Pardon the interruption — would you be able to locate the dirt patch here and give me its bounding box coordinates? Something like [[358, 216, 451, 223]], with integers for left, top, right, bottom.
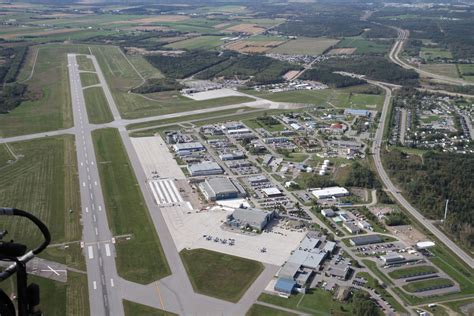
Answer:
[[224, 23, 265, 35], [283, 70, 300, 81], [386, 224, 426, 245], [214, 22, 231, 29], [0, 28, 81, 39], [225, 40, 284, 53], [327, 48, 357, 55]]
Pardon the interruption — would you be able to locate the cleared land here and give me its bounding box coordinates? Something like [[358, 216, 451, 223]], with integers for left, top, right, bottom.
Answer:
[[224, 23, 265, 35], [180, 248, 264, 302], [0, 44, 89, 137], [327, 48, 357, 55], [403, 278, 454, 293], [420, 47, 452, 60], [83, 87, 114, 124], [227, 40, 284, 53], [336, 37, 391, 55], [271, 37, 339, 55], [420, 64, 460, 78], [123, 300, 176, 316], [90, 45, 252, 118], [246, 304, 296, 316], [165, 36, 224, 50], [80, 72, 99, 87], [92, 128, 170, 284]]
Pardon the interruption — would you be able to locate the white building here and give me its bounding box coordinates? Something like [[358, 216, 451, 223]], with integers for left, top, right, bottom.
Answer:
[[312, 187, 349, 199]]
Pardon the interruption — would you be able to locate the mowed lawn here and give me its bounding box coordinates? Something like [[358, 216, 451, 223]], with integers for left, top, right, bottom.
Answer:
[[0, 44, 89, 137], [83, 87, 114, 124], [92, 128, 170, 283], [388, 266, 438, 279], [89, 45, 253, 119], [402, 278, 454, 293], [271, 37, 339, 55], [80, 72, 99, 87], [76, 54, 96, 72], [123, 300, 177, 316], [180, 248, 264, 302], [127, 54, 164, 80], [165, 35, 224, 50], [420, 64, 460, 78], [246, 304, 297, 316]]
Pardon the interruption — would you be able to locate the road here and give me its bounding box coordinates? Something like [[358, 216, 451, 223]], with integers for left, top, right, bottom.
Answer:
[[369, 80, 474, 269], [67, 54, 123, 316], [388, 27, 474, 86]]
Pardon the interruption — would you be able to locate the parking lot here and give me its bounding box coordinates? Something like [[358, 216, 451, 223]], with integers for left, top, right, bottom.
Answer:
[[159, 204, 306, 265]]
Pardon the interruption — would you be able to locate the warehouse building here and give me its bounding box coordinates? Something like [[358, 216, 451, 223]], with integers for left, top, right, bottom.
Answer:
[[226, 207, 276, 231], [173, 142, 205, 154], [312, 187, 349, 199], [343, 221, 360, 234], [199, 177, 246, 201], [344, 109, 371, 117], [248, 175, 269, 185], [321, 209, 336, 217], [187, 162, 223, 176], [381, 253, 405, 265], [350, 235, 383, 246], [262, 187, 283, 197]]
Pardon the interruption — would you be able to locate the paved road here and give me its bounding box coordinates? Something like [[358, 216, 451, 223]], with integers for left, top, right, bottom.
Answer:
[[369, 80, 474, 269], [388, 27, 474, 86], [67, 54, 124, 316]]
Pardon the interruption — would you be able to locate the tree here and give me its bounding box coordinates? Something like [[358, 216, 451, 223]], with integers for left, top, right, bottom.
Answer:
[[352, 291, 379, 316]]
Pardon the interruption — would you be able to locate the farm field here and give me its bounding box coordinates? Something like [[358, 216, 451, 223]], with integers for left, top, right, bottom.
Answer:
[[90, 45, 253, 118], [457, 64, 474, 82], [270, 37, 339, 55], [244, 88, 384, 110], [336, 37, 391, 55], [224, 23, 265, 35], [92, 128, 170, 284], [83, 87, 114, 124], [80, 72, 100, 87], [165, 35, 224, 50], [180, 248, 264, 303], [226, 39, 284, 53], [0, 44, 89, 137], [420, 64, 460, 78]]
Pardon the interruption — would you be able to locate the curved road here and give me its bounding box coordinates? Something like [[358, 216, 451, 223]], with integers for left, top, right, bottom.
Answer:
[[369, 80, 474, 269], [388, 27, 474, 86]]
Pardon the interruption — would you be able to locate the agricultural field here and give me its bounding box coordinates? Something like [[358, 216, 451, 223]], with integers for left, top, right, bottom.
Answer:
[[80, 72, 100, 87], [165, 36, 224, 50], [420, 64, 460, 78], [226, 40, 285, 54], [180, 248, 264, 302], [0, 44, 89, 137], [92, 128, 170, 284], [83, 87, 114, 124], [224, 23, 265, 35], [270, 37, 339, 55], [457, 63, 474, 82], [336, 37, 391, 55]]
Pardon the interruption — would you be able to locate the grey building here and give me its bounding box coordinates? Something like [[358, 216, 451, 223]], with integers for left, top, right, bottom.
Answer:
[[187, 162, 223, 176], [199, 177, 246, 201], [226, 207, 276, 231], [349, 235, 383, 246]]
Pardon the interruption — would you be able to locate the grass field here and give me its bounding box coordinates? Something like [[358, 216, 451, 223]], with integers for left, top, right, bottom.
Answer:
[[336, 37, 391, 55], [444, 298, 474, 314], [0, 143, 14, 167], [244, 88, 384, 110], [246, 304, 297, 316], [243, 118, 285, 132], [80, 72, 99, 87], [388, 266, 438, 279], [420, 64, 460, 78], [83, 87, 114, 124], [258, 289, 375, 315], [362, 260, 394, 286], [457, 63, 474, 82], [77, 55, 95, 72], [165, 35, 224, 50], [180, 248, 264, 302], [0, 44, 89, 137], [270, 37, 339, 55], [123, 300, 176, 316], [420, 47, 453, 60], [90, 45, 253, 118], [126, 54, 164, 80], [92, 128, 170, 283], [402, 278, 454, 293]]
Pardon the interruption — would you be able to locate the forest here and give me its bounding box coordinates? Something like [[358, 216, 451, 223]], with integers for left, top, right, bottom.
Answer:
[[131, 78, 182, 94], [301, 68, 365, 88], [383, 149, 473, 250]]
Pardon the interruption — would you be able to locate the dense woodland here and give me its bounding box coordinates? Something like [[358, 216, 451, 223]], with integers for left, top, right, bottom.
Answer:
[[301, 68, 365, 88], [383, 149, 473, 250], [316, 57, 419, 85], [0, 46, 30, 113], [131, 78, 182, 94], [276, 15, 370, 37]]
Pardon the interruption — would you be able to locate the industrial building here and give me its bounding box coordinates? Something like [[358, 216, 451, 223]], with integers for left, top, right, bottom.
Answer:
[[349, 235, 383, 246], [173, 142, 205, 154], [312, 187, 349, 199], [248, 175, 269, 185], [344, 109, 371, 117], [274, 278, 296, 295], [321, 209, 336, 217], [219, 151, 245, 161], [187, 162, 223, 176], [199, 177, 246, 201], [262, 187, 283, 197], [327, 264, 351, 280], [226, 207, 276, 231], [343, 221, 360, 234]]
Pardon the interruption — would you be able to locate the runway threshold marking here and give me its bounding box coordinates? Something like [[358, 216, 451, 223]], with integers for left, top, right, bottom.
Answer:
[[87, 246, 94, 259], [105, 243, 111, 257]]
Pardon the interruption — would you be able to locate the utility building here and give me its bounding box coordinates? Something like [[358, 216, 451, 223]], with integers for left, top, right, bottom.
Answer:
[[187, 162, 223, 176]]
